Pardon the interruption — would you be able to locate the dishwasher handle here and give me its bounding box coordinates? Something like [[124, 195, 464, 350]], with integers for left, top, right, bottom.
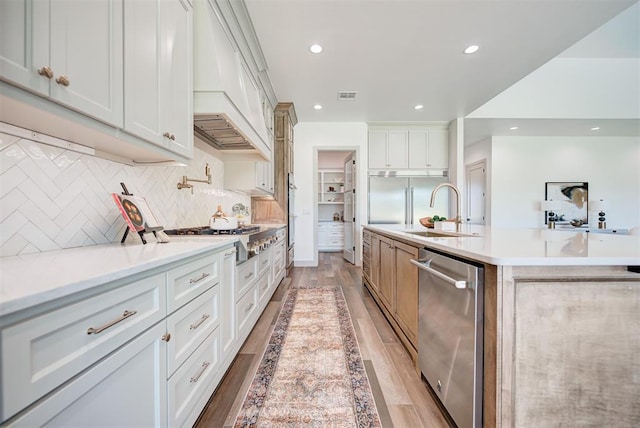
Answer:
[[410, 258, 467, 289]]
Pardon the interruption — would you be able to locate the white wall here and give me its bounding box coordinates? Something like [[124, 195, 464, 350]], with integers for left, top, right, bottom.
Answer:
[[292, 122, 368, 266], [0, 130, 250, 257], [481, 136, 640, 229]]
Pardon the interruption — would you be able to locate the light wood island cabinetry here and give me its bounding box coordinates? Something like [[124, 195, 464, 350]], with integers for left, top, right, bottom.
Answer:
[[393, 241, 419, 346], [363, 229, 420, 363]]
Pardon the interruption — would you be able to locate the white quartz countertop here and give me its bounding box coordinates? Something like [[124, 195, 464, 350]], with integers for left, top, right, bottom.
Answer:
[[0, 238, 237, 317], [364, 224, 640, 266]]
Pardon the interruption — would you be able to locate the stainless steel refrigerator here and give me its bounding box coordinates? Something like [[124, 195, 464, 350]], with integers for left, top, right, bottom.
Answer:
[[368, 172, 449, 225]]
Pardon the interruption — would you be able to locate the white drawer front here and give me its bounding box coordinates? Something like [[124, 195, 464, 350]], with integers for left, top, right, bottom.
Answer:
[[1, 274, 166, 421], [166, 285, 220, 377], [168, 328, 220, 428], [236, 259, 257, 301], [257, 271, 271, 308], [236, 285, 257, 340], [257, 247, 271, 276], [167, 253, 220, 313]]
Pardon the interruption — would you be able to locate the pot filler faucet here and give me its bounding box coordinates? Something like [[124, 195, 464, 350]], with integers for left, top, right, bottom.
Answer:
[[429, 183, 463, 232], [177, 163, 212, 194]]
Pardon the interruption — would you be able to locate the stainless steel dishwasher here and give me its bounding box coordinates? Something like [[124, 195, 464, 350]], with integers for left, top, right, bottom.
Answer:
[[410, 249, 483, 428]]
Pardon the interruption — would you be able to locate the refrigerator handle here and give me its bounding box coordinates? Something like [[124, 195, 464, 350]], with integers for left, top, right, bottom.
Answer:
[[404, 187, 410, 225], [409, 187, 414, 225]]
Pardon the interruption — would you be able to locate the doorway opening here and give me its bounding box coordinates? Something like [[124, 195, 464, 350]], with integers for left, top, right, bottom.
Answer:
[[465, 160, 487, 225], [316, 149, 357, 265]]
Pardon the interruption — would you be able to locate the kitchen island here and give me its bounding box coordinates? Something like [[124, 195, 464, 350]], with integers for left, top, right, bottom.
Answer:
[[363, 224, 640, 428]]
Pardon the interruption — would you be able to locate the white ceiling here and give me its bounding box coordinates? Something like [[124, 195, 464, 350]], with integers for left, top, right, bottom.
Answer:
[[244, 0, 639, 144]]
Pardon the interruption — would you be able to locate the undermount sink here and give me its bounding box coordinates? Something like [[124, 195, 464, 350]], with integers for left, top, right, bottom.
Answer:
[[406, 230, 478, 238]]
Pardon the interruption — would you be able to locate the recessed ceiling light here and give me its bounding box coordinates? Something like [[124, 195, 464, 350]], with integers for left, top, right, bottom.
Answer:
[[414, 105, 424, 110], [509, 126, 519, 130], [464, 45, 479, 54], [313, 104, 322, 110], [591, 126, 600, 131], [309, 44, 323, 54]]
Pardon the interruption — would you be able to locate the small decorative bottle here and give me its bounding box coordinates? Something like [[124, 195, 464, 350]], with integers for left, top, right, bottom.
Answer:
[[213, 205, 225, 218]]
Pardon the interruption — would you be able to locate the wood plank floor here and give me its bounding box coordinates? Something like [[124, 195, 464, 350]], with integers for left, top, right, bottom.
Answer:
[[195, 252, 450, 428]]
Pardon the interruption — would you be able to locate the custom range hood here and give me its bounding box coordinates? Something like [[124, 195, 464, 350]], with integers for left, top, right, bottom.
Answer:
[[193, 0, 272, 161]]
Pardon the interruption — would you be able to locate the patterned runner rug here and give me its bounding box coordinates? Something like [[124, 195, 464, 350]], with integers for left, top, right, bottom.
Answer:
[[234, 285, 382, 427]]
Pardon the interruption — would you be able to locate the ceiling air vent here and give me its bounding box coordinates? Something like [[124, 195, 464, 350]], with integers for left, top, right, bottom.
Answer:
[[337, 91, 357, 101]]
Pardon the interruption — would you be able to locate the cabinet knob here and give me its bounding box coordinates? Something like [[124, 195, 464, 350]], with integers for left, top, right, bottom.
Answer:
[[163, 132, 176, 141], [55, 75, 70, 86], [161, 333, 171, 342], [37, 66, 54, 79]]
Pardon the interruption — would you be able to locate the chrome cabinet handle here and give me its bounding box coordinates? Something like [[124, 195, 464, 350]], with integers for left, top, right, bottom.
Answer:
[[55, 75, 70, 86], [163, 132, 176, 141], [189, 272, 210, 284], [224, 249, 236, 257], [87, 310, 137, 334], [37, 66, 54, 79], [161, 333, 171, 342], [409, 259, 467, 289], [189, 314, 210, 330], [244, 272, 253, 280], [245, 302, 254, 313], [190, 361, 210, 383]]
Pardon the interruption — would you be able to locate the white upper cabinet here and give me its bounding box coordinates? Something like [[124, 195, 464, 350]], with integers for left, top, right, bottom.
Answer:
[[0, 0, 50, 95], [369, 126, 448, 170], [0, 0, 194, 163], [408, 129, 449, 169], [224, 160, 274, 196], [124, 0, 193, 158], [1, 0, 124, 127], [368, 130, 408, 169]]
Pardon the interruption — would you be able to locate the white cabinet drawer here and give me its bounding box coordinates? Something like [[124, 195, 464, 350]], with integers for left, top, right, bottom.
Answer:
[[257, 247, 271, 276], [168, 327, 220, 428], [0, 273, 166, 421], [273, 247, 285, 271], [236, 284, 258, 340], [328, 231, 344, 238], [167, 253, 220, 314], [166, 285, 220, 377], [236, 259, 257, 301], [318, 222, 343, 230], [257, 271, 271, 308]]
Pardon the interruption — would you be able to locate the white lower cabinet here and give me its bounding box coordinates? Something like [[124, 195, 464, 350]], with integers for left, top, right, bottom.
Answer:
[[0, 234, 288, 427], [236, 281, 258, 343], [318, 222, 344, 251], [0, 273, 166, 421], [219, 246, 237, 364], [6, 322, 168, 427], [167, 327, 221, 428], [272, 240, 286, 291], [166, 285, 220, 376]]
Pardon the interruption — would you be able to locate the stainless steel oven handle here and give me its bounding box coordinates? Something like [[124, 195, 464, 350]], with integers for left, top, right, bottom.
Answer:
[[410, 259, 467, 289]]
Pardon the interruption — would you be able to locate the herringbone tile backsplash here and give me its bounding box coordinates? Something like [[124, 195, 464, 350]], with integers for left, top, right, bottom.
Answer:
[[0, 131, 251, 257]]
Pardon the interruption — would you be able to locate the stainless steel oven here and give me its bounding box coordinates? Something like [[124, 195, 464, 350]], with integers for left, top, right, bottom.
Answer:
[[411, 249, 484, 428]]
